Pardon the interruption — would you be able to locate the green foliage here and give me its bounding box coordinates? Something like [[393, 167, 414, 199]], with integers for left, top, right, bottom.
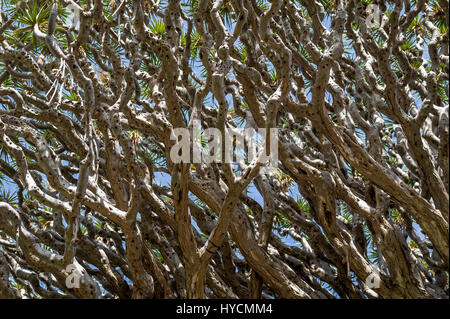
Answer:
[[149, 16, 166, 37], [274, 210, 291, 229]]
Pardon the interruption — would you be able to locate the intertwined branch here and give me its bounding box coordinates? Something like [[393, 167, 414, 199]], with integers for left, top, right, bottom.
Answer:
[[0, 0, 448, 299]]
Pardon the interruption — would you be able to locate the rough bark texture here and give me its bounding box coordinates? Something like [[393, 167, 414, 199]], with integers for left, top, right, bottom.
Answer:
[[0, 0, 448, 299]]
